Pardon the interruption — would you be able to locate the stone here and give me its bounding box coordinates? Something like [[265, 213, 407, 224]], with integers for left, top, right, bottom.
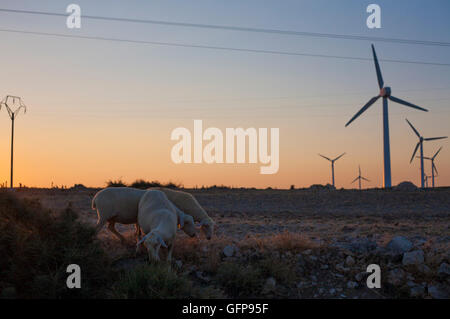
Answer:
[[175, 260, 183, 269], [263, 277, 277, 293], [386, 236, 413, 254], [355, 272, 367, 282], [345, 256, 355, 267], [428, 284, 449, 299], [387, 268, 406, 286], [336, 263, 350, 273], [402, 250, 424, 266], [320, 264, 329, 270], [223, 245, 236, 257], [438, 262, 450, 278], [329, 288, 336, 295], [347, 281, 358, 289], [407, 282, 425, 298]]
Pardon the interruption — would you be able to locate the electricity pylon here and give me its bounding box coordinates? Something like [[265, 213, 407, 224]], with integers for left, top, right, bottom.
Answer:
[[1, 96, 27, 189]]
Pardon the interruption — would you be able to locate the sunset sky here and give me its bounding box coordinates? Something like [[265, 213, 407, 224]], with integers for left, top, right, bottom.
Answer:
[[0, 0, 449, 189]]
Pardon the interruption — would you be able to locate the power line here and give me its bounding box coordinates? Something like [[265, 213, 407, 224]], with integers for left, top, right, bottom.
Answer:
[[1, 8, 450, 47], [1, 28, 450, 67]]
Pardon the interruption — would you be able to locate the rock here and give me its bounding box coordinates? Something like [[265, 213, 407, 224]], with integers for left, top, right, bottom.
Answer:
[[387, 268, 406, 286], [320, 264, 329, 270], [263, 277, 276, 293], [223, 245, 236, 257], [296, 254, 306, 267], [309, 255, 318, 261], [438, 262, 450, 278], [394, 181, 418, 192], [407, 282, 425, 298], [347, 281, 358, 289], [415, 264, 432, 276], [310, 275, 318, 282], [329, 288, 336, 295], [345, 256, 355, 267], [428, 284, 449, 299], [402, 250, 424, 266], [386, 236, 413, 254], [195, 271, 210, 282], [302, 249, 312, 255], [336, 263, 350, 273], [355, 272, 367, 282], [175, 260, 183, 269]]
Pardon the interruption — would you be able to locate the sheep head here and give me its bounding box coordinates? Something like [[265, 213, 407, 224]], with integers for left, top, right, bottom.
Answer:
[[199, 219, 215, 240], [179, 214, 196, 238]]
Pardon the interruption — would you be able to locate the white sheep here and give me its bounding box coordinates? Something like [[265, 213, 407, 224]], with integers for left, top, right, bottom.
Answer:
[[153, 187, 216, 240], [136, 190, 179, 262], [92, 187, 196, 244]]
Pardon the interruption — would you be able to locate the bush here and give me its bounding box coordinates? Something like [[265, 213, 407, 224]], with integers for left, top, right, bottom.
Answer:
[[111, 264, 222, 298], [106, 179, 127, 187], [0, 191, 113, 298], [215, 262, 263, 298]]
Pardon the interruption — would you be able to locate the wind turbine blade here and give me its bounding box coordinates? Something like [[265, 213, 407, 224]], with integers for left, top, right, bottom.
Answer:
[[410, 142, 420, 163], [418, 156, 431, 160], [389, 96, 428, 112], [334, 152, 346, 161], [351, 177, 359, 184], [362, 177, 370, 182], [318, 154, 332, 162], [345, 96, 379, 127], [371, 44, 384, 89], [405, 118, 421, 138], [433, 163, 438, 175], [359, 165, 361, 176], [424, 136, 448, 141], [432, 146, 443, 159]]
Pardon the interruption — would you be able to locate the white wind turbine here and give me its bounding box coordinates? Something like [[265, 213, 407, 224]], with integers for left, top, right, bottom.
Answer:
[[351, 165, 370, 190], [345, 44, 428, 188], [417, 146, 443, 188], [318, 153, 345, 187], [406, 119, 447, 189]]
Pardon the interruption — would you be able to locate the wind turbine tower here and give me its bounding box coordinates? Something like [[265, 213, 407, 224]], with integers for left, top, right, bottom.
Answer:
[[351, 165, 370, 190], [318, 153, 346, 187], [406, 119, 447, 189], [422, 147, 443, 188], [345, 45, 428, 188]]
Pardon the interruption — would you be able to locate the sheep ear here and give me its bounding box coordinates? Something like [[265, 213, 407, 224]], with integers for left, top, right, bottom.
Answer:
[[157, 235, 168, 248]]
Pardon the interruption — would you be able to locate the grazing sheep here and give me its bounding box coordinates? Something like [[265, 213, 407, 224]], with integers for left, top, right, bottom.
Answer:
[[153, 188, 216, 240], [136, 190, 179, 262], [92, 187, 196, 244], [92, 187, 144, 244]]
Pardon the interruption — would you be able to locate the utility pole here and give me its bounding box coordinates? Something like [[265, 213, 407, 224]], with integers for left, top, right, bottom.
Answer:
[[1, 96, 27, 189]]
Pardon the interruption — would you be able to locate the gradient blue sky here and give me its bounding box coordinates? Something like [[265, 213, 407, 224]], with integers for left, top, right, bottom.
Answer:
[[0, 0, 449, 188]]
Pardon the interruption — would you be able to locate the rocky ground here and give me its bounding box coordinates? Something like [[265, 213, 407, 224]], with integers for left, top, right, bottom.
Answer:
[[13, 185, 450, 299]]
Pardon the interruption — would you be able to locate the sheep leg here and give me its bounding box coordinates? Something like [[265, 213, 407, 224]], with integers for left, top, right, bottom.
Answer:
[[134, 223, 142, 242], [107, 221, 127, 244], [95, 214, 107, 234], [167, 242, 174, 263]]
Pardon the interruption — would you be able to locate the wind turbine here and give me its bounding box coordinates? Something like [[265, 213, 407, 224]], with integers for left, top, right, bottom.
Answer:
[[345, 44, 428, 188], [351, 165, 370, 190], [406, 119, 447, 189], [318, 153, 345, 187], [422, 147, 443, 188]]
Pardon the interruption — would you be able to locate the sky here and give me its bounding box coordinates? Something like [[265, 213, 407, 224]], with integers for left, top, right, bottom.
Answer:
[[0, 0, 449, 189]]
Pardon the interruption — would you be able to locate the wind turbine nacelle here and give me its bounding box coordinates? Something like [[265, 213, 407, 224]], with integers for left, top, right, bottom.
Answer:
[[380, 87, 391, 97]]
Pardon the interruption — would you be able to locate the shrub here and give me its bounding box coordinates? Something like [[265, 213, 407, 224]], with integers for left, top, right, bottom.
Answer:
[[0, 191, 113, 298]]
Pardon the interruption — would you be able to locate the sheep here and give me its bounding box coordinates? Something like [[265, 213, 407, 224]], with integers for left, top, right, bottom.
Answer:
[[136, 190, 179, 262], [92, 187, 196, 244], [152, 187, 216, 240]]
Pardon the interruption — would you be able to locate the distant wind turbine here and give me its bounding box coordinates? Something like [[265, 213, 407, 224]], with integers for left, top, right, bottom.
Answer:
[[318, 153, 345, 187], [345, 44, 428, 188], [351, 165, 370, 190], [406, 119, 447, 189], [416, 146, 443, 188]]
